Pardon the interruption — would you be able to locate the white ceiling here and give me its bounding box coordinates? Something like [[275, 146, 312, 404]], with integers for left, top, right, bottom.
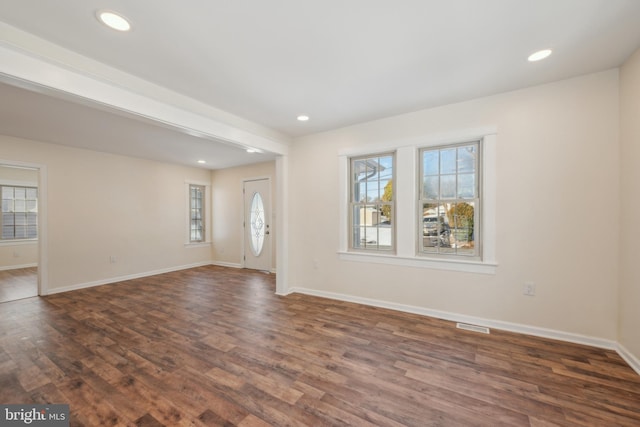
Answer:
[[1, 0, 640, 168], [0, 82, 277, 169]]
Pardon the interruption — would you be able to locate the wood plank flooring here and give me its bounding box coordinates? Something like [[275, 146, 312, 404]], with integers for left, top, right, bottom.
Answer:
[[0, 266, 37, 303], [1, 265, 638, 426]]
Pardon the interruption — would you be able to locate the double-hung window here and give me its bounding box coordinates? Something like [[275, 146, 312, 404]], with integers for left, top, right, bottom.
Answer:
[[1, 185, 38, 241], [340, 133, 495, 273], [419, 141, 480, 258], [349, 153, 395, 251]]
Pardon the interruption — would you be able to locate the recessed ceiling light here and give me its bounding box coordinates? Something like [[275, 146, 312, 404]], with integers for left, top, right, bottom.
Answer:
[[197, 160, 206, 164], [297, 115, 310, 122], [528, 49, 552, 62], [246, 148, 257, 153], [97, 10, 131, 32]]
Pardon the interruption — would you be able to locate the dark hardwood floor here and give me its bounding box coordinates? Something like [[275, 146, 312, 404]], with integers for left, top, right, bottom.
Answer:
[[0, 265, 638, 426], [0, 266, 37, 303]]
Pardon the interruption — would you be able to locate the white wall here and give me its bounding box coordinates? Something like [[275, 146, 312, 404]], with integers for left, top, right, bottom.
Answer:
[[0, 164, 39, 269], [0, 135, 212, 292], [289, 70, 620, 341], [619, 49, 640, 362], [0, 63, 632, 360], [211, 161, 276, 270], [0, 242, 38, 270]]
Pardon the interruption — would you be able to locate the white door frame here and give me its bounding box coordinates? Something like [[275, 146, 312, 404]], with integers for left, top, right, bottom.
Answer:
[[0, 159, 48, 296]]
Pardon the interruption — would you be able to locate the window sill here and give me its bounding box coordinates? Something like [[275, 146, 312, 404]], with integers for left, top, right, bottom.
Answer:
[[184, 242, 211, 248], [0, 239, 38, 247], [337, 251, 497, 274]]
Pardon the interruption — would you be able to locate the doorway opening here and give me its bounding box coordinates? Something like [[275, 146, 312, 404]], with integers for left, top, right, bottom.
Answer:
[[0, 162, 46, 302]]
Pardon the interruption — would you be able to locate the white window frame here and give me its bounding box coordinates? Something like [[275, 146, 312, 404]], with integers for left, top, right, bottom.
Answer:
[[1, 184, 38, 242], [418, 140, 481, 260], [349, 152, 396, 253], [185, 181, 211, 247], [338, 129, 496, 274]]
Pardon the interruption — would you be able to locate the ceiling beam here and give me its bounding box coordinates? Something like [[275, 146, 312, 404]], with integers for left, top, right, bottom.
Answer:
[[0, 23, 290, 156]]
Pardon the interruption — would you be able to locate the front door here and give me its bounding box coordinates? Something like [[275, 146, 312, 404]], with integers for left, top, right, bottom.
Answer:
[[243, 179, 271, 271]]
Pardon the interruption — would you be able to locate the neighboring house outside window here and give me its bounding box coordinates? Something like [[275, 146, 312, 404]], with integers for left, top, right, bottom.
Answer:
[[1, 185, 38, 240], [339, 133, 495, 274], [189, 184, 205, 243], [419, 141, 480, 258], [349, 152, 395, 251]]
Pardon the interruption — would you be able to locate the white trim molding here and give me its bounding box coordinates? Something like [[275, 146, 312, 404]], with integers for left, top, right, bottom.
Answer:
[[184, 242, 212, 248], [275, 155, 289, 295], [0, 239, 38, 247], [185, 181, 212, 245], [337, 251, 497, 274], [337, 130, 497, 274], [287, 287, 619, 352], [45, 262, 213, 295], [209, 261, 274, 274], [210, 261, 242, 269], [617, 343, 640, 376], [0, 262, 37, 271]]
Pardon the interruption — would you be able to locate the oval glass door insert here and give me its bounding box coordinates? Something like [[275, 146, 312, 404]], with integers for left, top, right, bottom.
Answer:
[[250, 192, 265, 256]]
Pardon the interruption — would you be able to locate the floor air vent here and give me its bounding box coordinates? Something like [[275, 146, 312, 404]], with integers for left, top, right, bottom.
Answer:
[[456, 323, 490, 334]]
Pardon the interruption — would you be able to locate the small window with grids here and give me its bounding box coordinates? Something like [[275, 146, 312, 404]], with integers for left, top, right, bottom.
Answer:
[[1, 185, 38, 240], [189, 184, 205, 243]]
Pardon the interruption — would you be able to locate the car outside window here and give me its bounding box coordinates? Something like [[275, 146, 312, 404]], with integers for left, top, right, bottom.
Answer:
[[419, 141, 480, 258]]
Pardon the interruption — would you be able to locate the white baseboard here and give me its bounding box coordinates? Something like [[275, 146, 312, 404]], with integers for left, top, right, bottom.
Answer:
[[210, 261, 242, 269], [210, 261, 276, 274], [0, 263, 38, 271], [45, 261, 213, 295], [288, 287, 618, 351], [617, 343, 640, 376]]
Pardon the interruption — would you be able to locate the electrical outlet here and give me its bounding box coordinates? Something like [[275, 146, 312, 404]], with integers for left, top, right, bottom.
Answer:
[[523, 281, 535, 296], [109, 256, 117, 264]]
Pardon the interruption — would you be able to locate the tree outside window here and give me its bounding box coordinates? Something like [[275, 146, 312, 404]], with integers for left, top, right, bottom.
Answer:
[[419, 141, 480, 257]]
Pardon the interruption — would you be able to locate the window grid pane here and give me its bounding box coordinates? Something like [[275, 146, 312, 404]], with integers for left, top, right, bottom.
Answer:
[[350, 153, 395, 252], [0, 185, 38, 241], [189, 185, 205, 243], [419, 142, 479, 257]]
